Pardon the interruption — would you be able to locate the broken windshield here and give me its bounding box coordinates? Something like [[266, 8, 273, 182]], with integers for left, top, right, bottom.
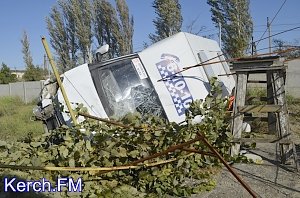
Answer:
[[90, 57, 166, 119]]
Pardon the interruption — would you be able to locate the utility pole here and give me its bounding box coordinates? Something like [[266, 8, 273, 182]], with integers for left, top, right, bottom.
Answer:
[[267, 17, 272, 53], [219, 21, 222, 48], [251, 36, 254, 55]]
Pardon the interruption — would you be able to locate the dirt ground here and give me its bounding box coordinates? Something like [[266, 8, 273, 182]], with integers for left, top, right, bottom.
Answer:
[[191, 100, 300, 198], [193, 143, 300, 198]]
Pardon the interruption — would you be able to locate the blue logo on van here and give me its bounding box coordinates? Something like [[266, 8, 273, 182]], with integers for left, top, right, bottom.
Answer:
[[156, 53, 193, 116]]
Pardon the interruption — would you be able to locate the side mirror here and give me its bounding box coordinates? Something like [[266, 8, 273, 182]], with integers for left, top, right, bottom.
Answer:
[[96, 44, 109, 62]]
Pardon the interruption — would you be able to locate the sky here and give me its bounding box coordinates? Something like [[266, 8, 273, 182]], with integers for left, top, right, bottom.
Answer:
[[0, 0, 300, 69]]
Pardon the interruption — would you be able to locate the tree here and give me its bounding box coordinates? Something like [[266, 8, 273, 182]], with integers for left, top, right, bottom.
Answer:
[[93, 0, 120, 58], [115, 0, 134, 55], [68, 0, 93, 63], [47, 2, 77, 72], [207, 0, 253, 58], [21, 31, 34, 69], [47, 0, 93, 71], [149, 0, 183, 43], [273, 39, 300, 59], [47, 0, 94, 71], [93, 0, 133, 59], [0, 63, 17, 84], [21, 31, 44, 81], [47, 0, 134, 65]]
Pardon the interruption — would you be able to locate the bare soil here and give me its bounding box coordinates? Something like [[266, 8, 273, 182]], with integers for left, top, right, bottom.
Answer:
[[191, 98, 300, 198], [193, 143, 300, 198]]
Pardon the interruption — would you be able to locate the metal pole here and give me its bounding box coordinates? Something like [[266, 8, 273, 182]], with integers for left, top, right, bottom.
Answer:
[[267, 17, 272, 53], [41, 37, 78, 125], [251, 36, 254, 56]]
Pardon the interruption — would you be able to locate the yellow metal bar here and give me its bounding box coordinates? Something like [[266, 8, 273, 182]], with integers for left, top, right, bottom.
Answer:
[[41, 37, 78, 125]]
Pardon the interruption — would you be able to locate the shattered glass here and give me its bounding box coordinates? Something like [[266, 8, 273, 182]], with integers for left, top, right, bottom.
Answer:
[[99, 59, 164, 119]]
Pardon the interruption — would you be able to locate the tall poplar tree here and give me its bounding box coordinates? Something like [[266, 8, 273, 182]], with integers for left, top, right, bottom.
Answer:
[[47, 0, 92, 66], [59, 0, 78, 67], [93, 0, 120, 58], [69, 0, 93, 63], [207, 0, 253, 58], [47, 0, 134, 65], [21, 31, 34, 69], [149, 0, 183, 43], [21, 31, 44, 81], [116, 0, 134, 55], [93, 0, 133, 58], [46, 5, 74, 72]]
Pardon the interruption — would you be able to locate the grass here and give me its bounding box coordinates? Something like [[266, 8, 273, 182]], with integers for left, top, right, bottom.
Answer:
[[246, 87, 266, 98], [245, 88, 300, 140], [0, 96, 44, 142]]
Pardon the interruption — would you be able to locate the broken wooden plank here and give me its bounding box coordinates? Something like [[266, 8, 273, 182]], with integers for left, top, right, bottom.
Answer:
[[238, 105, 282, 113], [232, 65, 287, 72]]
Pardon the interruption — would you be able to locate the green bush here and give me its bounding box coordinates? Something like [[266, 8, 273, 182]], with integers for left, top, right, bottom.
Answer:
[[0, 78, 234, 197]]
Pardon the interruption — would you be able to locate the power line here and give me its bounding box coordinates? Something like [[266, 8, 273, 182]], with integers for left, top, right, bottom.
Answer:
[[199, 28, 217, 33], [254, 26, 300, 44], [254, 29, 300, 33], [254, 23, 300, 27], [256, 0, 288, 46], [255, 45, 300, 53], [269, 0, 288, 25]]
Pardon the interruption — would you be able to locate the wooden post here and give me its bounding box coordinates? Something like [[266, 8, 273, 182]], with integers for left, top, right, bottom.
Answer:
[[267, 71, 277, 134], [42, 37, 78, 126], [231, 72, 248, 156], [272, 70, 290, 163]]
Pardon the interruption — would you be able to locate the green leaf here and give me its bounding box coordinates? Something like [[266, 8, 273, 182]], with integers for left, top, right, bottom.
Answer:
[[144, 133, 151, 141], [64, 135, 72, 141], [140, 143, 149, 151], [177, 159, 184, 167], [30, 142, 42, 148], [69, 158, 75, 167], [129, 150, 139, 158], [111, 149, 119, 157], [78, 103, 84, 109], [173, 178, 179, 186], [0, 151, 8, 158], [86, 140, 92, 151], [154, 131, 161, 136], [108, 180, 118, 188], [31, 156, 42, 166], [118, 147, 127, 157], [11, 151, 22, 161], [59, 146, 69, 158], [99, 150, 110, 158]]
